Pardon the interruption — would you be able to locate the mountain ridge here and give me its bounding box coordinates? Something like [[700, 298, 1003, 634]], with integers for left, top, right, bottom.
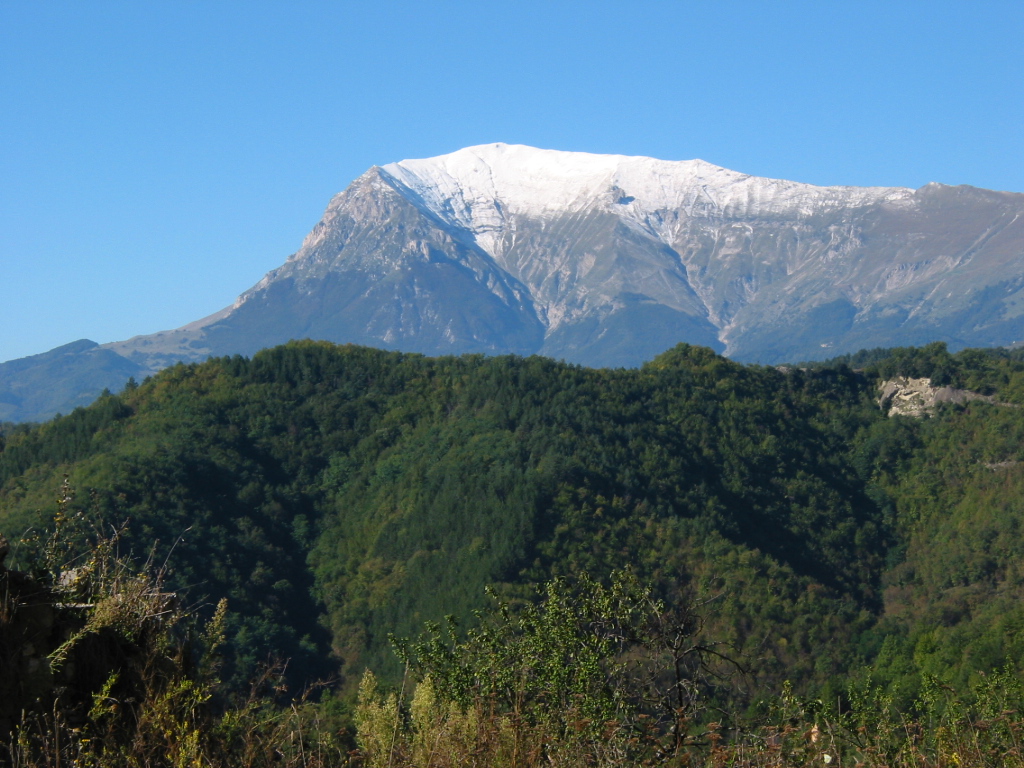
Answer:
[[5, 143, 1024, 421]]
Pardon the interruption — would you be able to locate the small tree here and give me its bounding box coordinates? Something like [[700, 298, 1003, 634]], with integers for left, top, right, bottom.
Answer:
[[358, 571, 743, 767]]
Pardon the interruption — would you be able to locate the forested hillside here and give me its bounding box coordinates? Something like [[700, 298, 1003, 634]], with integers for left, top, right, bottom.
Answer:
[[4, 340, 1024, 763]]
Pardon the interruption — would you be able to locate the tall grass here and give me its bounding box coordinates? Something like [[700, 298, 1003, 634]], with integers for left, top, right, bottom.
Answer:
[[1, 482, 349, 768]]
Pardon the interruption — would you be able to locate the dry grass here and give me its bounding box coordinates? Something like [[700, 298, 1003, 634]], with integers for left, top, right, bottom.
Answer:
[[1, 482, 351, 768]]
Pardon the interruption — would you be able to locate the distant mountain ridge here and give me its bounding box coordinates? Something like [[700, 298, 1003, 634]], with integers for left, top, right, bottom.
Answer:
[[4, 143, 1024, 421]]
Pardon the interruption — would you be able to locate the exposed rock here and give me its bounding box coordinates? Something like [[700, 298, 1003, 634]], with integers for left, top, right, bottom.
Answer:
[[983, 460, 1020, 470], [878, 376, 994, 417]]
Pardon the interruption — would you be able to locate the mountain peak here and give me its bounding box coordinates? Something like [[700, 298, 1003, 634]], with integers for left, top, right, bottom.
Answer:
[[380, 144, 914, 249], [6, 145, 1024, 423], [380, 143, 730, 225]]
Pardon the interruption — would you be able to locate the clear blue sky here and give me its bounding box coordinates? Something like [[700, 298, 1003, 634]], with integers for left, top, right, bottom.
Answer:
[[2, 1, 1022, 363]]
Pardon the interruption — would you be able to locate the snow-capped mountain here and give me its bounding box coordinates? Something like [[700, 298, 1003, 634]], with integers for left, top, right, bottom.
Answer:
[[4, 143, 1024, 422]]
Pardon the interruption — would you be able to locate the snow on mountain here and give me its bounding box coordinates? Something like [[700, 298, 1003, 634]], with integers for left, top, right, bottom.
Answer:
[[381, 143, 914, 254]]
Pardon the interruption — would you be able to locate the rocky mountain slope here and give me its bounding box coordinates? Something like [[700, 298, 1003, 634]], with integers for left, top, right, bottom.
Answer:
[[4, 143, 1024, 421]]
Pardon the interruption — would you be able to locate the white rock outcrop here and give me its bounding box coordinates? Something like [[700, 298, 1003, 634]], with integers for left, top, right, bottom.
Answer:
[[878, 377, 994, 417]]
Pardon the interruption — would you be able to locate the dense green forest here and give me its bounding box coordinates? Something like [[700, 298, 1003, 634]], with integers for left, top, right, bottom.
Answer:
[[4, 339, 1024, 765]]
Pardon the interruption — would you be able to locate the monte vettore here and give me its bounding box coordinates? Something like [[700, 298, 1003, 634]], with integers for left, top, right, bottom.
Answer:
[[3, 142, 1024, 422]]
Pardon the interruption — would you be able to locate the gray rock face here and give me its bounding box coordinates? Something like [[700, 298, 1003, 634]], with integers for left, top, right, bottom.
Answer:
[[5, 143, 1024, 421]]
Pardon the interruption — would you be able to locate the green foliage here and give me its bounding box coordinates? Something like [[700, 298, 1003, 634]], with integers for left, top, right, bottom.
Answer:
[[359, 575, 1024, 768], [396, 573, 645, 725], [3, 338, 1024, 726], [361, 571, 741, 766]]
